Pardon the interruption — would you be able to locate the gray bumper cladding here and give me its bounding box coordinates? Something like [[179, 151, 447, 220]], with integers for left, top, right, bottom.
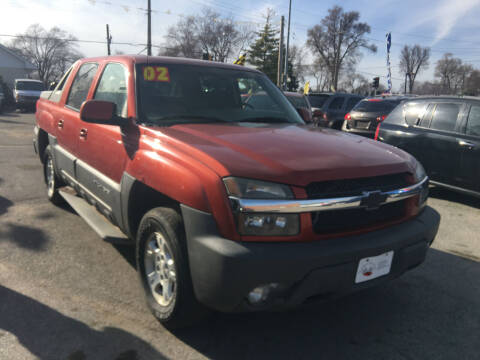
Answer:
[[181, 205, 440, 313]]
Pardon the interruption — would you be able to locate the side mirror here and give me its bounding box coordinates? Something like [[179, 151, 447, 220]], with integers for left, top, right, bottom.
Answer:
[[296, 107, 313, 123], [80, 100, 120, 125]]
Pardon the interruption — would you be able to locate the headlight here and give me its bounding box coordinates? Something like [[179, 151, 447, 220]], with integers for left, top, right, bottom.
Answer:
[[223, 177, 299, 236], [413, 161, 428, 208], [413, 161, 427, 183], [223, 177, 293, 199]]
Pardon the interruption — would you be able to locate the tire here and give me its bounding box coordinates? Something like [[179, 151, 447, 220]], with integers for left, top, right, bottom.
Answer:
[[43, 146, 64, 205], [136, 207, 208, 329]]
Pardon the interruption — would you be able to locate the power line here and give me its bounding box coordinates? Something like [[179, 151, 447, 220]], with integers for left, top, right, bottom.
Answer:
[[0, 33, 168, 50]]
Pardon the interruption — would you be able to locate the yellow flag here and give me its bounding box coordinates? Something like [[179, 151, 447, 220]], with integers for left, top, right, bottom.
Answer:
[[330, 85, 336, 92], [303, 81, 310, 95], [234, 54, 246, 66]]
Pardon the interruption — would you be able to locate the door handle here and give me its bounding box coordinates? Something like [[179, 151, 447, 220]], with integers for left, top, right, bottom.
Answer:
[[57, 119, 64, 128], [458, 140, 475, 149], [79, 128, 88, 139]]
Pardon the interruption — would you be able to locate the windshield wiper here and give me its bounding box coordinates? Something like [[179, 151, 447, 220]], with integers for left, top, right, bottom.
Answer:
[[236, 117, 290, 123]]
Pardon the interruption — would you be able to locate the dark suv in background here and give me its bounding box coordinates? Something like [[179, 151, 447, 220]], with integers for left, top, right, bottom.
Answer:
[[308, 92, 363, 129], [378, 96, 480, 197], [342, 97, 407, 137]]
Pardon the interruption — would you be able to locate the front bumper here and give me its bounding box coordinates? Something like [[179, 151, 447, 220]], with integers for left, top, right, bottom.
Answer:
[[16, 98, 38, 108], [181, 205, 440, 312]]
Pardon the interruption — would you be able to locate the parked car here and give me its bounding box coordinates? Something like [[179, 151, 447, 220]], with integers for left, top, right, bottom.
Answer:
[[241, 91, 311, 123], [34, 55, 439, 328], [377, 96, 480, 197], [284, 91, 313, 123], [309, 92, 363, 129], [14, 79, 44, 111], [342, 97, 407, 137]]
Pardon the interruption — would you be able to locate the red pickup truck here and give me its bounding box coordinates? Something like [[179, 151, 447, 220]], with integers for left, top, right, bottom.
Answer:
[[34, 55, 440, 328]]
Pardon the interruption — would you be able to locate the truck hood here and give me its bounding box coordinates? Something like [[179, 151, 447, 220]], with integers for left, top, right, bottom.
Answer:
[[146, 123, 416, 187]]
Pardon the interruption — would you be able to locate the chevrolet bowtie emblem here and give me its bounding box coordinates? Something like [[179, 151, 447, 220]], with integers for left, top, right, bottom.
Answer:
[[360, 190, 388, 210]]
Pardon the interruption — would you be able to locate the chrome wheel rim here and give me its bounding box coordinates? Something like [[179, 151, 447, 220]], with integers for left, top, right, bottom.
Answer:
[[46, 156, 55, 197], [144, 232, 176, 306]]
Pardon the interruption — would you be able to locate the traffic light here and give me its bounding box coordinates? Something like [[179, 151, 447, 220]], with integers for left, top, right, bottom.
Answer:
[[372, 77, 380, 89]]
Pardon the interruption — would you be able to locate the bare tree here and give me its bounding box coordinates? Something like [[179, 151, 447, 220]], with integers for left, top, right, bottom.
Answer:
[[454, 64, 473, 94], [159, 10, 254, 62], [159, 16, 200, 58], [435, 53, 462, 93], [308, 58, 329, 91], [9, 24, 83, 86], [399, 44, 430, 93], [288, 45, 306, 85], [434, 53, 474, 94], [195, 9, 240, 62], [339, 70, 368, 94], [465, 69, 480, 95], [234, 24, 255, 58], [306, 6, 376, 91]]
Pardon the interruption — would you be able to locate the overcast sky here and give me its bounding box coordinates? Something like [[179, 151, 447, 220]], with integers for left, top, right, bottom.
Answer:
[[3, 0, 480, 91]]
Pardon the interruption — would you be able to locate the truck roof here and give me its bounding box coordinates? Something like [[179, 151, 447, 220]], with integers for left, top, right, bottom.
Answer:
[[75, 55, 262, 73], [15, 79, 43, 83]]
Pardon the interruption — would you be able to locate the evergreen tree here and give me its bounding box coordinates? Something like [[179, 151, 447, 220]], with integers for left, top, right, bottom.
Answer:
[[248, 11, 279, 83]]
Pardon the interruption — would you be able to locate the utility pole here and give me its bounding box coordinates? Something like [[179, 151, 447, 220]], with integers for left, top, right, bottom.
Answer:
[[106, 24, 112, 55], [283, 0, 292, 90], [147, 0, 152, 56], [277, 16, 285, 87]]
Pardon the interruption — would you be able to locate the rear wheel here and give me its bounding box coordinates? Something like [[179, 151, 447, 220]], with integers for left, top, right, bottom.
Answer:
[[136, 207, 208, 329], [43, 146, 64, 205]]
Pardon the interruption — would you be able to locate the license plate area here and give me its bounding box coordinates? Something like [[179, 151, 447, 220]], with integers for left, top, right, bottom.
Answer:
[[355, 251, 394, 283], [355, 120, 370, 129]]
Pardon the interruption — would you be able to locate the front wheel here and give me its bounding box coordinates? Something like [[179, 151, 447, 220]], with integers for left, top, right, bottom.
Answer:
[[136, 207, 208, 329], [43, 146, 64, 205]]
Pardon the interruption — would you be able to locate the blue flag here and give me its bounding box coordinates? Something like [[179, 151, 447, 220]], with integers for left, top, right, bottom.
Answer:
[[386, 32, 392, 93]]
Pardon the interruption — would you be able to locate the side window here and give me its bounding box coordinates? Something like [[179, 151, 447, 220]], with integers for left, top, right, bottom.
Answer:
[[419, 104, 435, 127], [430, 103, 461, 132], [66, 63, 99, 111], [466, 105, 480, 137], [404, 102, 428, 126], [384, 103, 405, 124], [345, 97, 360, 111], [329, 97, 345, 110], [49, 67, 73, 103], [94, 63, 128, 117]]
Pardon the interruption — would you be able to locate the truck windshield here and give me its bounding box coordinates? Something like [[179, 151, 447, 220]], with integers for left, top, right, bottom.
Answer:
[[136, 64, 304, 126], [16, 81, 44, 91]]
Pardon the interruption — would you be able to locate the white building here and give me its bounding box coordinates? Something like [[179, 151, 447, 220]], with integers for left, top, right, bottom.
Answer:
[[0, 43, 36, 90]]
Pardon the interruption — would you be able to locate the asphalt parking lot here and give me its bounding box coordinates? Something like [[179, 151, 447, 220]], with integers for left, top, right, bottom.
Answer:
[[0, 111, 479, 360]]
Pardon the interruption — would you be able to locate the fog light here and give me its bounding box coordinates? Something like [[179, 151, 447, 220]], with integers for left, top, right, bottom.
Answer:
[[247, 283, 279, 305]]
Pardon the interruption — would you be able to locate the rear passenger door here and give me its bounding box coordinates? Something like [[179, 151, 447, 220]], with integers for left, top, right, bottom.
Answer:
[[421, 102, 466, 186], [457, 104, 480, 192], [55, 62, 99, 179]]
